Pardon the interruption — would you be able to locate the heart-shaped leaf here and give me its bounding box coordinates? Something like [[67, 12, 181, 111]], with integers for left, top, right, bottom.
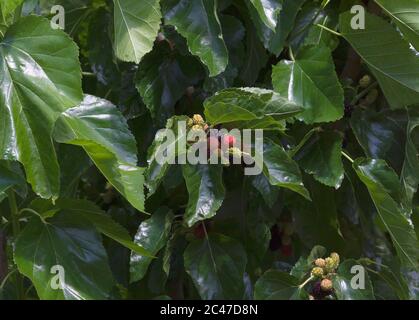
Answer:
[[294, 130, 344, 188], [272, 46, 344, 123]]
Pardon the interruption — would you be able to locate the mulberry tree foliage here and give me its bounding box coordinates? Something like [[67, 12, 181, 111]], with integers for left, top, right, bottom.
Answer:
[[0, 0, 418, 300]]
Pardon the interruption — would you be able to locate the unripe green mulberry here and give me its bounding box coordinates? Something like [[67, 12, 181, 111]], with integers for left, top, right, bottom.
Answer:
[[359, 75, 371, 88], [314, 258, 326, 268], [187, 118, 194, 128], [330, 252, 340, 266], [325, 257, 335, 272], [192, 114, 205, 125], [320, 278, 333, 292], [311, 267, 324, 278]]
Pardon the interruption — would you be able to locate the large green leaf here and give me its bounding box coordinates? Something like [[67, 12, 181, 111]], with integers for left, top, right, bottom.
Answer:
[[294, 130, 344, 189], [375, 0, 419, 51], [135, 42, 204, 126], [340, 12, 419, 108], [333, 259, 375, 300], [182, 164, 225, 227], [204, 87, 303, 128], [272, 46, 344, 123], [247, 0, 281, 31], [0, 16, 83, 199], [184, 233, 247, 300], [54, 95, 145, 211], [354, 158, 419, 270], [15, 212, 114, 300], [254, 270, 308, 300], [130, 207, 173, 282], [262, 138, 310, 200], [113, 0, 161, 63], [163, 0, 228, 76]]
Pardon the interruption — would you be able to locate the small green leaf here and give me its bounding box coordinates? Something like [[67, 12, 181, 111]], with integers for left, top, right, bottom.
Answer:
[[130, 207, 174, 283], [113, 0, 162, 63], [184, 233, 247, 299], [182, 164, 225, 227], [204, 87, 303, 128], [145, 116, 188, 196], [262, 138, 310, 200], [254, 270, 308, 300], [295, 130, 344, 188]]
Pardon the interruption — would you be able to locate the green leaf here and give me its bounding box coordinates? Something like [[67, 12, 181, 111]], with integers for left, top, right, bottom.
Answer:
[[268, 0, 306, 54], [145, 116, 188, 196], [113, 0, 162, 63], [135, 42, 204, 126], [0, 161, 23, 195], [163, 0, 228, 76], [254, 270, 308, 300], [182, 164, 225, 227], [204, 87, 303, 128], [0, 0, 23, 20], [295, 130, 344, 188], [350, 109, 407, 173], [15, 211, 114, 300], [239, 17, 268, 84], [54, 95, 145, 211], [401, 108, 419, 210], [333, 259, 375, 300], [262, 138, 310, 200], [339, 11, 419, 108], [204, 15, 245, 92], [354, 158, 419, 270], [130, 207, 174, 283], [375, 0, 419, 51], [184, 233, 247, 299], [0, 16, 83, 199], [247, 0, 281, 31], [291, 245, 327, 280], [38, 199, 152, 257], [272, 46, 344, 123]]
